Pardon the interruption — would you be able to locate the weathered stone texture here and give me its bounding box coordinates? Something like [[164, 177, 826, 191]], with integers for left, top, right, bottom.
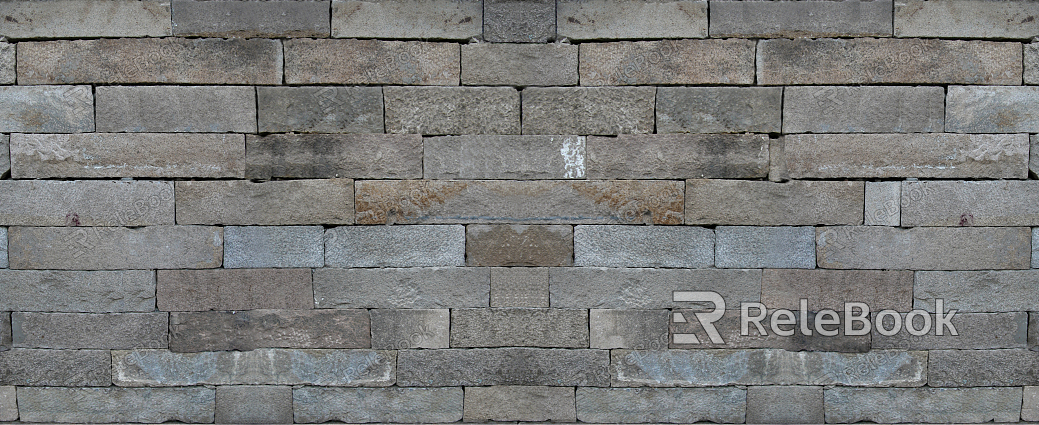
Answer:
[[424, 135, 587, 179], [590, 309, 669, 350], [0, 85, 94, 133], [223, 226, 324, 269], [257, 86, 383, 133], [464, 386, 576, 422], [172, 0, 330, 37], [0, 386, 14, 422], [914, 270, 1039, 313], [285, 39, 459, 85], [587, 133, 769, 179], [332, 0, 481, 39], [176, 180, 354, 225], [784, 86, 944, 133], [467, 225, 573, 267], [0, 270, 155, 313], [216, 386, 293, 425], [0, 42, 13, 84], [580, 39, 754, 85], [8, 226, 222, 270], [865, 181, 901, 226], [170, 310, 371, 352], [550, 268, 761, 310], [574, 225, 713, 268], [872, 312, 1028, 350], [483, 0, 555, 43], [0, 314, 9, 352], [762, 269, 913, 312], [397, 348, 610, 386], [293, 387, 463, 424], [928, 349, 1039, 387], [686, 180, 864, 226], [0, 180, 174, 226], [901, 181, 1039, 226], [825, 387, 1022, 423], [370, 309, 450, 349], [0, 349, 110, 386], [715, 226, 816, 269], [12, 312, 168, 350], [96, 85, 255, 133], [711, 0, 891, 38], [947, 86, 1039, 133], [0, 135, 8, 178], [670, 308, 871, 352], [557, 0, 707, 40], [385, 86, 519, 135], [895, 0, 1039, 39], [314, 268, 490, 309], [817, 226, 1032, 270], [656, 87, 781, 133], [577, 387, 746, 424], [1025, 387, 1039, 422], [491, 267, 549, 308], [247, 133, 422, 179], [17, 387, 214, 424], [0, 1, 172, 39], [747, 386, 824, 424], [522, 87, 655, 135], [450, 308, 588, 348], [462, 43, 577, 86], [326, 225, 465, 267], [157, 268, 313, 312]]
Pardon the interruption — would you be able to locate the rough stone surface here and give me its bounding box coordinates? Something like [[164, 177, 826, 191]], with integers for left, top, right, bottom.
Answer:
[[467, 225, 573, 267], [0, 180, 174, 226], [332, 0, 481, 39], [8, 226, 222, 270], [463, 386, 576, 422], [1031, 134, 1039, 176], [817, 226, 1032, 270], [12, 312, 168, 350], [314, 267, 490, 309], [170, 310, 371, 352], [0, 270, 155, 313], [577, 387, 746, 423], [247, 133, 422, 179], [947, 86, 1039, 133], [711, 0, 891, 38], [1025, 387, 1039, 422], [914, 270, 1039, 313], [574, 225, 713, 268], [285, 39, 458, 85], [670, 308, 871, 352], [0, 43, 13, 84], [257, 86, 383, 133], [0, 386, 14, 422], [18, 38, 283, 85], [326, 225, 464, 267], [687, 180, 864, 226], [760, 38, 1021, 85], [491, 268, 549, 308], [11, 133, 245, 179], [157, 268, 313, 312], [424, 135, 587, 179], [113, 349, 395, 387], [872, 312, 1028, 350], [0, 314, 8, 352], [450, 308, 588, 348], [173, 0, 329, 37], [747, 386, 823, 424], [865, 182, 901, 226], [762, 269, 913, 312], [784, 86, 944, 133], [0, 85, 94, 133], [0, 1, 172, 39], [0, 135, 8, 178], [397, 348, 610, 386], [96, 85, 255, 133], [549, 268, 760, 310], [18, 387, 214, 424], [293, 387, 463, 424], [356, 180, 684, 225], [483, 0, 555, 43], [928, 349, 1039, 387], [656, 87, 782, 133], [462, 43, 577, 86], [557, 0, 707, 40], [223, 226, 324, 269], [216, 386, 292, 424], [902, 181, 1039, 226], [825, 387, 1022, 423], [895, 0, 1039, 39], [522, 87, 655, 135], [370, 309, 450, 349], [0, 349, 110, 386], [385, 86, 519, 135], [590, 309, 669, 350], [586, 133, 769, 179], [0, 228, 5, 269], [1035, 228, 1039, 269], [1028, 44, 1039, 86], [580, 39, 754, 85], [715, 226, 815, 269], [176, 180, 354, 225]]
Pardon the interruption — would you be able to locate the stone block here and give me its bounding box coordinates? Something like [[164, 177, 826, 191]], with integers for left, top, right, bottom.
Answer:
[[463, 386, 576, 422], [0, 180, 174, 226], [385, 86, 519, 135], [549, 268, 761, 310], [176, 180, 353, 225], [313, 267, 490, 309], [397, 348, 609, 386], [172, 0, 329, 37], [450, 308, 588, 348], [257, 86, 383, 133], [783, 85, 944, 133], [687, 180, 864, 225], [332, 0, 481, 39], [223, 226, 323, 269], [716, 226, 815, 269], [590, 309, 669, 350], [947, 86, 1039, 133], [246, 133, 422, 179], [370, 309, 450, 349], [0, 85, 93, 133], [424, 135, 586, 179], [483, 0, 555, 43], [557, 0, 707, 40], [761, 269, 913, 312], [8, 226, 222, 270], [96, 85, 255, 133], [586, 133, 769, 179], [817, 226, 1032, 270], [462, 43, 577, 86], [0, 349, 110, 386], [325, 225, 464, 267], [0, 1, 172, 39], [467, 225, 573, 267], [284, 39, 458, 85], [657, 87, 781, 133], [522, 87, 655, 135], [12, 312, 168, 350], [170, 310, 370, 352], [491, 267, 549, 308], [293, 387, 462, 423], [576, 387, 746, 423], [17, 387, 214, 424], [711, 0, 891, 38], [157, 269, 313, 312], [580, 39, 754, 85], [0, 270, 155, 313], [914, 270, 1039, 312], [746, 386, 823, 424], [215, 386, 293, 424], [574, 225, 713, 268], [825, 387, 1021, 423], [895, 1, 1039, 39]]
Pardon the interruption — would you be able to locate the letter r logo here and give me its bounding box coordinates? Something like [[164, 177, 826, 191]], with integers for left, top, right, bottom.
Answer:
[[672, 291, 726, 344]]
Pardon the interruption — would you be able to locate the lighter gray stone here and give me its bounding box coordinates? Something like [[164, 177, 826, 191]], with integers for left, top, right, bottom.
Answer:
[[450, 308, 588, 348], [247, 133, 422, 179], [948, 86, 1039, 133], [716, 226, 815, 269], [216, 386, 292, 424], [397, 348, 610, 386], [0, 42, 12, 84], [557, 0, 707, 40], [818, 226, 1032, 270], [483, 0, 555, 43], [929, 349, 1039, 386], [895, 0, 1039, 39], [224, 226, 323, 269], [293, 387, 462, 423], [12, 312, 167, 350], [747, 386, 823, 424], [173, 0, 329, 37], [0, 180, 173, 226], [1034, 228, 1039, 268], [462, 43, 577, 86], [326, 225, 464, 267], [0, 313, 7, 351], [157, 268, 313, 312], [550, 268, 761, 310], [177, 180, 353, 225], [8, 226, 222, 270], [491, 267, 549, 308], [577, 387, 746, 423], [0, 85, 93, 133], [1025, 387, 1039, 422], [425, 135, 586, 179], [285, 39, 458, 85], [522, 87, 655, 135], [784, 86, 944, 133], [257, 86, 383, 133], [902, 181, 1039, 226], [96, 86, 255, 133], [580, 39, 754, 85], [17, 387, 213, 424], [825, 387, 1021, 423], [762, 269, 913, 312], [915, 270, 1039, 312], [590, 309, 669, 350], [370, 309, 449, 349], [385, 86, 519, 135], [0, 270, 155, 312], [712, 1, 890, 38], [687, 180, 864, 226], [0, 349, 110, 386], [586, 133, 769, 179], [170, 310, 370, 352], [0, 135, 8, 178], [0, 1, 172, 39], [1031, 134, 1039, 176], [0, 386, 14, 422], [464, 386, 575, 422], [873, 312, 1027, 350], [865, 182, 901, 226], [0, 228, 6, 269], [657, 87, 781, 133], [332, 0, 481, 39], [574, 225, 714, 268], [314, 268, 489, 309]]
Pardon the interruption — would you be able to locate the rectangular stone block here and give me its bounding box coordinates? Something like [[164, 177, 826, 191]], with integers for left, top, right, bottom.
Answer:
[[760, 38, 1020, 85], [1031, 134, 1039, 176], [873, 312, 1027, 350], [172, 0, 329, 37], [294, 387, 462, 423], [96, 86, 255, 133], [468, 225, 573, 267], [370, 309, 450, 349], [0, 1, 172, 39], [247, 133, 422, 179], [557, 0, 707, 40], [11, 133, 245, 179], [483, 0, 554, 43], [18, 38, 282, 85], [464, 386, 575, 422], [777, 133, 1029, 179], [113, 349, 394, 387], [896, 0, 1039, 39], [0, 42, 13, 84], [0, 386, 13, 422], [332, 0, 481, 39], [314, 268, 489, 308], [825, 387, 1022, 423], [716, 226, 815, 269], [9, 226, 222, 270], [1026, 386, 1039, 422], [224, 226, 323, 269], [176, 180, 353, 225], [914, 270, 1039, 313], [157, 268, 313, 311], [0, 180, 173, 226], [216, 386, 292, 425], [577, 387, 745, 423], [0, 228, 5, 269], [425, 135, 586, 179], [0, 349, 110, 386], [0, 85, 93, 133], [0, 313, 8, 351], [257, 86, 383, 133], [591, 309, 669, 350], [326, 225, 464, 267], [581, 39, 753, 85], [171, 310, 370, 352], [657, 87, 781, 133], [762, 269, 913, 312], [687, 180, 863, 226], [462, 43, 577, 86], [865, 182, 901, 226], [902, 181, 1039, 226], [12, 312, 168, 350], [948, 86, 1039, 133], [0, 270, 155, 312], [0, 135, 8, 178], [550, 268, 761, 309], [670, 308, 871, 352], [928, 349, 1039, 386], [522, 87, 655, 135], [574, 225, 713, 268], [1035, 228, 1039, 268], [817, 226, 1032, 270], [711, 0, 890, 38], [450, 308, 588, 348], [1032, 313, 1039, 351], [18, 387, 214, 424], [491, 267, 549, 308], [397, 348, 609, 386], [747, 386, 823, 424], [784, 86, 944, 133], [586, 133, 769, 179], [356, 180, 684, 225], [385, 86, 519, 135], [285, 39, 458, 85]]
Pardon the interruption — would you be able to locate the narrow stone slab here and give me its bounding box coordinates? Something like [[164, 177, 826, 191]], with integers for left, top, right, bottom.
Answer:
[[866, 182, 900, 226], [762, 269, 913, 312], [0, 314, 10, 351], [294, 387, 463, 424], [817, 226, 1032, 270], [176, 180, 354, 225], [8, 226, 222, 270], [586, 134, 769, 179], [172, 0, 330, 37], [580, 39, 754, 85], [1032, 135, 1039, 176], [0, 42, 13, 84], [17, 387, 214, 424], [590, 309, 670, 350], [687, 180, 864, 225], [157, 268, 313, 312], [370, 309, 450, 349], [656, 87, 781, 133], [223, 226, 324, 269], [397, 348, 610, 386], [522, 87, 655, 135], [947, 86, 1039, 133], [257, 86, 383, 133], [0, 85, 93, 133], [332, 0, 481, 39], [467, 225, 573, 267], [247, 133, 422, 179], [928, 349, 1039, 387], [0, 270, 155, 312], [574, 225, 713, 268], [914, 270, 1039, 313], [0, 386, 14, 422], [483, 0, 555, 43], [216, 386, 292, 425], [462, 43, 577, 86], [285, 39, 458, 85], [557, 0, 707, 40], [784, 86, 944, 133], [0, 349, 110, 386], [711, 0, 891, 38], [0, 135, 9, 177], [96, 85, 255, 133], [825, 387, 1022, 423], [0, 1, 172, 39], [326, 225, 465, 267], [873, 312, 1028, 350], [170, 310, 371, 352], [385, 86, 519, 135], [424, 135, 586, 179], [549, 268, 760, 310], [314, 268, 490, 309], [577, 387, 745, 424], [716, 226, 816, 269], [1027, 387, 1039, 422], [464, 386, 576, 422], [12, 312, 168, 350], [747, 386, 824, 424], [0, 180, 174, 226], [450, 308, 588, 348], [902, 181, 1039, 226], [896, 0, 1039, 39]]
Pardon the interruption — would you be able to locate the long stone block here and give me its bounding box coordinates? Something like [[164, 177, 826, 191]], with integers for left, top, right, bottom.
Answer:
[[872, 312, 1028, 350], [557, 0, 707, 40], [314, 268, 490, 309], [590, 309, 670, 350], [762, 269, 913, 312], [0, 1, 172, 39], [424, 135, 587, 179], [0, 270, 155, 312], [656, 87, 781, 133], [467, 224, 573, 267], [157, 268, 313, 311], [12, 312, 168, 350], [8, 226, 222, 270], [17, 387, 214, 424], [0, 349, 110, 386], [549, 268, 761, 309], [574, 225, 713, 268], [0, 180, 174, 226], [247, 133, 422, 179], [817, 226, 1032, 270], [176, 180, 354, 225], [577, 387, 745, 424], [326, 225, 465, 267], [0, 85, 93, 133], [947, 86, 1039, 133], [783, 86, 944, 133], [450, 308, 588, 348], [928, 349, 1039, 387], [96, 86, 255, 133], [824, 387, 1022, 423], [257, 86, 383, 133], [895, 0, 1039, 39], [172, 0, 330, 37], [462, 43, 577, 86], [711, 0, 891, 38], [902, 181, 1039, 226], [580, 39, 754, 85], [385, 86, 519, 135], [522, 87, 655, 135], [716, 226, 815, 269], [397, 348, 610, 386], [914, 270, 1039, 313], [586, 133, 769, 179], [170, 310, 370, 352], [669, 308, 871, 352], [687, 180, 863, 226], [216, 386, 292, 425], [332, 0, 481, 39], [370, 309, 450, 349], [464, 386, 575, 422], [483, 0, 555, 43], [285, 39, 458, 85], [294, 387, 463, 424], [223, 226, 324, 269]]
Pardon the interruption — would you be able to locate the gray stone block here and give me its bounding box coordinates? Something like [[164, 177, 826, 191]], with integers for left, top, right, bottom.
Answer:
[[332, 0, 481, 39], [0, 135, 8, 178], [0, 85, 93, 133], [176, 180, 354, 225], [467, 225, 573, 267], [257, 86, 383, 133], [557, 0, 707, 40], [586, 133, 769, 179], [224, 226, 323, 269], [157, 268, 313, 312], [8, 226, 222, 270], [657, 87, 781, 133], [483, 0, 554, 43], [550, 268, 761, 310], [424, 135, 586, 179], [687, 180, 864, 226], [173, 0, 329, 37], [577, 387, 746, 423], [0, 349, 110, 386], [522, 87, 655, 135], [928, 349, 1039, 387], [580, 39, 753, 85], [670, 308, 871, 352], [896, 0, 1039, 39], [464, 386, 576, 422], [1025, 387, 1039, 421], [216, 386, 292, 424], [1035, 228, 1039, 268], [397, 348, 610, 386], [314, 267, 490, 308], [873, 312, 1027, 350], [370, 309, 450, 349], [747, 386, 823, 424], [1032, 313, 1039, 351], [0, 386, 14, 422], [0, 313, 8, 352], [0, 228, 6, 269], [914, 270, 1039, 313], [0, 42, 12, 84], [0, 270, 155, 312], [491, 267, 549, 308], [784, 86, 944, 133], [247, 133, 422, 179], [17, 387, 214, 424], [293, 387, 463, 423], [762, 269, 913, 312], [1028, 44, 1039, 85], [902, 181, 1039, 226], [170, 310, 370, 352], [462, 43, 577, 86], [817, 226, 1031, 270], [1031, 135, 1039, 176], [12, 312, 168, 350], [711, 0, 891, 38], [285, 39, 459, 85], [450, 308, 588, 348], [590, 309, 669, 350], [716, 226, 815, 269], [385, 86, 519, 135], [825, 387, 1021, 423], [574, 225, 713, 268], [0, 1, 172, 39], [96, 85, 255, 133], [0, 180, 174, 226], [865, 182, 901, 226], [325, 225, 464, 267], [947, 86, 1039, 133]]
